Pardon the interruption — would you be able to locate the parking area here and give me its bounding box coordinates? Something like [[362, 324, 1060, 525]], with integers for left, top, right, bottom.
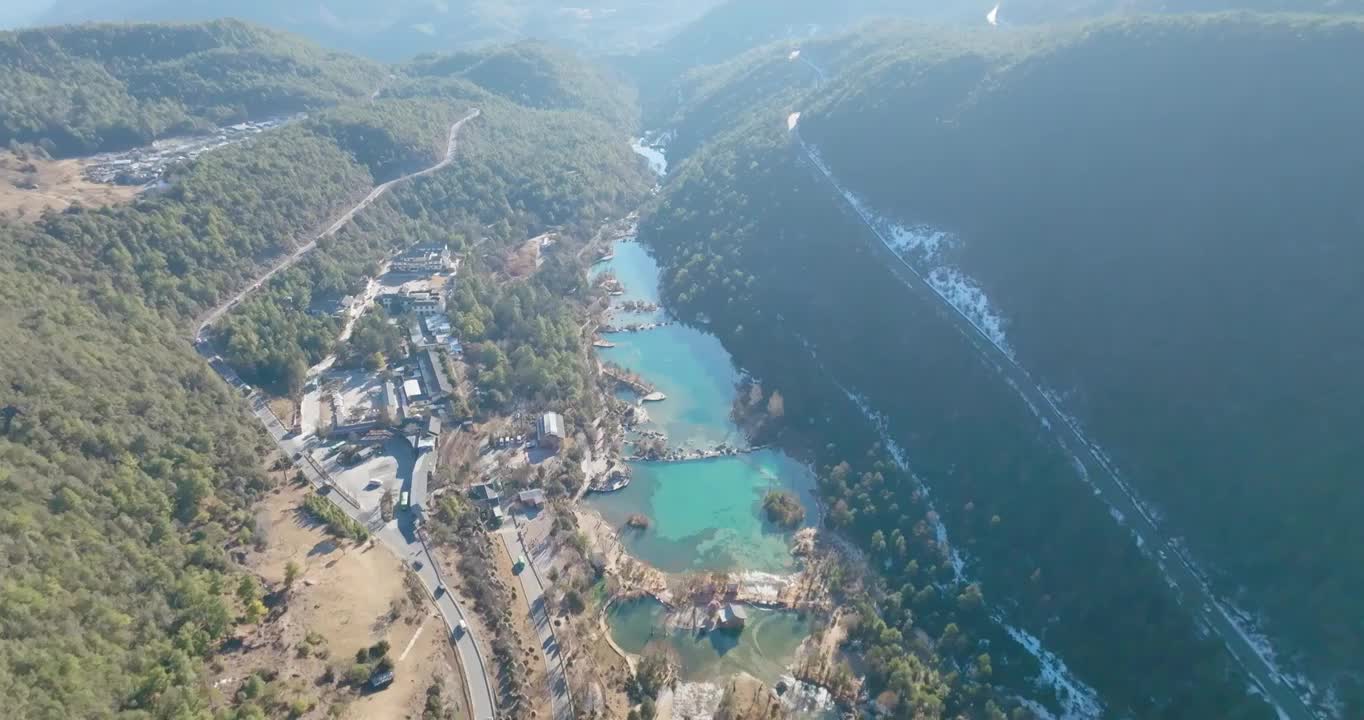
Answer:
[[326, 369, 386, 426], [329, 444, 401, 515]]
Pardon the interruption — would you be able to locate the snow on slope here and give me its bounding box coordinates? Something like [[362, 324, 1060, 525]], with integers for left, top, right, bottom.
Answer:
[[804, 145, 1016, 357]]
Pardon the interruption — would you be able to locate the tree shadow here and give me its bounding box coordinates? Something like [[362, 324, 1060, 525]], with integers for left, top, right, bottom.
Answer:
[[308, 538, 339, 557]]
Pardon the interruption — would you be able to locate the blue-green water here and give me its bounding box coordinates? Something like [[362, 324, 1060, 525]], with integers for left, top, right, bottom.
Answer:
[[588, 238, 818, 574], [592, 148, 822, 692], [609, 597, 811, 685], [597, 240, 742, 447], [599, 323, 746, 449], [590, 450, 818, 573]]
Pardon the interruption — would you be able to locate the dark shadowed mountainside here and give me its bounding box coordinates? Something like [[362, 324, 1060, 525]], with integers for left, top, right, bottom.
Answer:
[[641, 12, 1364, 717]]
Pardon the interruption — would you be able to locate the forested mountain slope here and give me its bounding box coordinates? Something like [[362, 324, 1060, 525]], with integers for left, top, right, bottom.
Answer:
[[797, 13, 1364, 682], [629, 0, 1363, 117], [640, 12, 1364, 716], [0, 22, 649, 717], [403, 42, 639, 130], [0, 20, 381, 156]]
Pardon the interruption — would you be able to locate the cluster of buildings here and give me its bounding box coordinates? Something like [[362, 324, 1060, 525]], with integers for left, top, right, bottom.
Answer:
[[391, 243, 455, 275], [468, 479, 549, 524], [84, 116, 298, 186], [383, 348, 456, 426], [324, 243, 463, 444], [380, 281, 447, 316]]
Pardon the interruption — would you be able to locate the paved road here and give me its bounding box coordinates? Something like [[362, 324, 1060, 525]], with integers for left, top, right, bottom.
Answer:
[[193, 109, 481, 340], [199, 344, 498, 720], [793, 126, 1316, 719], [498, 523, 574, 720]]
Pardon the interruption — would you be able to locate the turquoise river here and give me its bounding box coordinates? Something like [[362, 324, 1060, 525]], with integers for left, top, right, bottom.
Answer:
[[588, 209, 821, 687], [588, 239, 820, 575]]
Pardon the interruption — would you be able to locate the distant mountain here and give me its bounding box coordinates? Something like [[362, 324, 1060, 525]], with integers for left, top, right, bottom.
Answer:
[[628, 0, 1364, 110], [642, 12, 1364, 717], [0, 19, 382, 155], [35, 0, 722, 60], [402, 42, 639, 129]]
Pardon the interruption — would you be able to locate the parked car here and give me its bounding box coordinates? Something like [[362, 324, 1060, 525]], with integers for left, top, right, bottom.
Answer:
[[367, 669, 395, 691]]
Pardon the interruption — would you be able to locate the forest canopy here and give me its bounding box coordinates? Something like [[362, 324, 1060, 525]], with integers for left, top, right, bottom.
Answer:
[[0, 20, 649, 717], [0, 19, 383, 155]]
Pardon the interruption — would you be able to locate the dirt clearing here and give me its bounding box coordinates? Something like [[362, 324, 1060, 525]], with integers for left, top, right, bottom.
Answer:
[[211, 481, 468, 719], [0, 151, 139, 220]]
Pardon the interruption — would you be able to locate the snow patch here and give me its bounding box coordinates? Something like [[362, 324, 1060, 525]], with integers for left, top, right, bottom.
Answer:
[[777, 675, 837, 715], [803, 144, 1015, 357], [887, 224, 954, 263], [927, 266, 1011, 351], [987, 3, 1001, 26], [1002, 622, 1104, 719]]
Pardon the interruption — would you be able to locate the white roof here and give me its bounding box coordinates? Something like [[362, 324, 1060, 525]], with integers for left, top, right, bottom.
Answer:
[[540, 412, 564, 438], [403, 378, 423, 399]]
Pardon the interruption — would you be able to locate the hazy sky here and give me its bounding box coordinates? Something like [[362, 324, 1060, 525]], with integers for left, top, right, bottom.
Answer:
[[0, 0, 55, 29]]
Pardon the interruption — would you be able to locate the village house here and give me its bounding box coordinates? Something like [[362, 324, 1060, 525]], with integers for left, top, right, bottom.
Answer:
[[716, 603, 748, 631], [391, 243, 454, 274], [517, 489, 547, 508], [419, 349, 454, 401], [538, 411, 565, 451], [308, 293, 360, 318], [379, 287, 445, 315]]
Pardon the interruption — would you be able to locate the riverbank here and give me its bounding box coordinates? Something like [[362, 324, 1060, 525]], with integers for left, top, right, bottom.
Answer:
[[553, 140, 869, 715], [627, 443, 770, 463]]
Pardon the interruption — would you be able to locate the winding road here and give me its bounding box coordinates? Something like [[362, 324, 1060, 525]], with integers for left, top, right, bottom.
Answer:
[[193, 109, 481, 341], [195, 108, 498, 720], [790, 113, 1315, 718]]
